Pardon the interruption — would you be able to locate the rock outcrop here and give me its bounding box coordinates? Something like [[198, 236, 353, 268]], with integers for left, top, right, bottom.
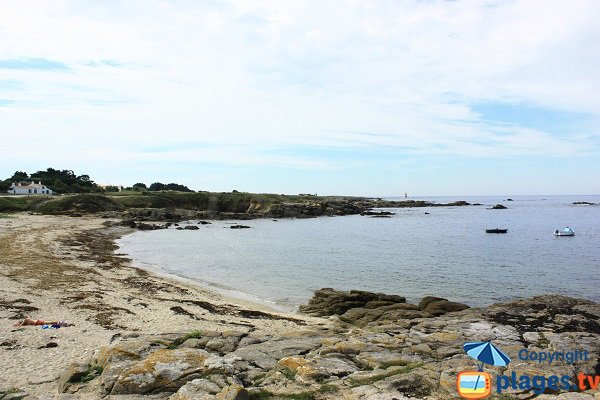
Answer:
[[56, 294, 599, 399], [299, 289, 469, 327], [298, 288, 408, 317], [230, 225, 251, 229]]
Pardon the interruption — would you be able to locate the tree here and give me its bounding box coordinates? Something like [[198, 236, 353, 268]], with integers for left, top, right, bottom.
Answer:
[[8, 171, 29, 182], [164, 183, 192, 192], [132, 183, 147, 191], [4, 168, 100, 194], [148, 182, 166, 191]]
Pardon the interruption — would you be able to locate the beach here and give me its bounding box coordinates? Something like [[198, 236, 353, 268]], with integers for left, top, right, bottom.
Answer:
[[1, 213, 598, 399], [0, 214, 319, 397]]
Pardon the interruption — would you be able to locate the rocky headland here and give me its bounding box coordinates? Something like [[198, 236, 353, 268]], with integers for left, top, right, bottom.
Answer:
[[1, 193, 476, 227], [108, 198, 474, 231]]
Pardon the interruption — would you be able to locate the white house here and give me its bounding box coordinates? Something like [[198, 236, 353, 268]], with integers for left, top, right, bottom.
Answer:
[[7, 181, 53, 195]]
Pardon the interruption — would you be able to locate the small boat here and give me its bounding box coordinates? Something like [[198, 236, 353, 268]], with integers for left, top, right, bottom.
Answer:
[[486, 228, 508, 234], [554, 227, 575, 237]]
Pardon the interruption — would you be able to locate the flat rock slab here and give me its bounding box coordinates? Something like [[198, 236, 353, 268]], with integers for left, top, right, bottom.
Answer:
[[109, 348, 211, 395]]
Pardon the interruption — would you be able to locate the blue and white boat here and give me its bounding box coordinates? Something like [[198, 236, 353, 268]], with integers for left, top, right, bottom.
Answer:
[[554, 227, 575, 237]]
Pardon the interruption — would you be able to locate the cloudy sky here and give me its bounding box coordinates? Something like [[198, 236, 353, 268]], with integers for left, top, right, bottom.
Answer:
[[1, 1, 598, 196]]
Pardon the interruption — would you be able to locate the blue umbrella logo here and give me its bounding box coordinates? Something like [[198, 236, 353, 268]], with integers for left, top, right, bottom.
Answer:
[[461, 341, 511, 398], [463, 341, 511, 371]]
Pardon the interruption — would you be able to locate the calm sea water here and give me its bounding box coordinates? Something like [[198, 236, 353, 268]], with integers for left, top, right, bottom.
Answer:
[[117, 195, 600, 309]]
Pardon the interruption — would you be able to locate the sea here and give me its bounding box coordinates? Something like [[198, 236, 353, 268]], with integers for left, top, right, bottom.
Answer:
[[116, 195, 600, 311]]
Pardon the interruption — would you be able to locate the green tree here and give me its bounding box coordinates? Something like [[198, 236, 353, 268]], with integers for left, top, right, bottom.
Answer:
[[8, 171, 29, 182], [27, 168, 99, 193], [132, 183, 147, 191], [148, 182, 166, 191], [164, 183, 192, 192]]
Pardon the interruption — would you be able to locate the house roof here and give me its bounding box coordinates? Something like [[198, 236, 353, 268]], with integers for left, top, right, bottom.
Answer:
[[12, 182, 47, 188]]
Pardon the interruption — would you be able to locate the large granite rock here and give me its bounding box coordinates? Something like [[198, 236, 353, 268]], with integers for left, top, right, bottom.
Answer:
[[299, 289, 469, 327], [109, 348, 212, 394], [298, 288, 407, 317], [168, 378, 221, 400], [418, 297, 470, 316]]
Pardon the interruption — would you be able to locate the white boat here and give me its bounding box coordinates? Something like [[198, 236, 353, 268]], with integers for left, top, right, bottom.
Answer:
[[554, 227, 575, 237]]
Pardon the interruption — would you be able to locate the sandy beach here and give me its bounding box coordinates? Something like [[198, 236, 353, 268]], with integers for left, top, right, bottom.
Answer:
[[0, 214, 321, 396]]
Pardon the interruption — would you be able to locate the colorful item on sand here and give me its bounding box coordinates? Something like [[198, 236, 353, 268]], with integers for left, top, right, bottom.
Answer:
[[41, 321, 68, 329]]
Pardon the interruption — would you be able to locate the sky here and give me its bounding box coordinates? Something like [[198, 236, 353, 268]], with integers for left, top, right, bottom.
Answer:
[[1, 0, 599, 196]]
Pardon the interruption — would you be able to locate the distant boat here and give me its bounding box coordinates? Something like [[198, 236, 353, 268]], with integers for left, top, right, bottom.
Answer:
[[554, 227, 575, 237], [486, 228, 508, 234]]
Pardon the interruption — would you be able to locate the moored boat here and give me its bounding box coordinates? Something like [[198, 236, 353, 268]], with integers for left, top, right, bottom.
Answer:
[[554, 227, 575, 237], [486, 228, 508, 233]]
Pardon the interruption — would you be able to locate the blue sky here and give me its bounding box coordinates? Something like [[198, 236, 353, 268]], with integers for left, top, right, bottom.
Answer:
[[0, 1, 599, 195]]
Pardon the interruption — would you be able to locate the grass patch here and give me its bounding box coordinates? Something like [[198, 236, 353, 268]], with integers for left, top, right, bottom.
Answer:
[[0, 197, 31, 212], [249, 390, 273, 400], [0, 213, 16, 219], [78, 363, 104, 383], [379, 359, 410, 369], [317, 384, 339, 394], [167, 331, 203, 349], [250, 373, 267, 387], [248, 390, 315, 400], [349, 362, 423, 387], [35, 194, 123, 214], [281, 367, 298, 381], [106, 191, 358, 213]]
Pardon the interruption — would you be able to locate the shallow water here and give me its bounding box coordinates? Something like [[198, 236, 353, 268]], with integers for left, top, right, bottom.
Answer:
[[117, 195, 600, 309]]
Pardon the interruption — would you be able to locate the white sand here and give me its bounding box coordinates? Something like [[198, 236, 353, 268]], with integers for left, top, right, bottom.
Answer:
[[0, 213, 322, 396]]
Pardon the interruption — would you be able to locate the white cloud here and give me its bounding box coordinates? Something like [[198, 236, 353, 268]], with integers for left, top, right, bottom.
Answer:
[[0, 0, 598, 190]]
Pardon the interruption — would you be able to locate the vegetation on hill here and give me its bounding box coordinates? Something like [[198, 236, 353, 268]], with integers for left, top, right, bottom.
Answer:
[[0, 197, 31, 212], [0, 191, 338, 214], [2, 168, 99, 194], [35, 194, 124, 214], [147, 182, 193, 192], [1, 168, 194, 195]]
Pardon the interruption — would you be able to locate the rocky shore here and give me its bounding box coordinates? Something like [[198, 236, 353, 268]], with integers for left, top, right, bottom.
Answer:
[[1, 214, 598, 400], [106, 198, 473, 230], [54, 292, 600, 399], [2, 193, 476, 226]]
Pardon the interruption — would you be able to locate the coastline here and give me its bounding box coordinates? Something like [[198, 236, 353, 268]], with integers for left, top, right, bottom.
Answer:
[[1, 213, 598, 399], [116, 248, 294, 314], [0, 213, 321, 395]]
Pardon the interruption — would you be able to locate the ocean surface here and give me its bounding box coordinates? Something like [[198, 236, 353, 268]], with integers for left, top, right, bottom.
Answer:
[[117, 195, 600, 310]]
